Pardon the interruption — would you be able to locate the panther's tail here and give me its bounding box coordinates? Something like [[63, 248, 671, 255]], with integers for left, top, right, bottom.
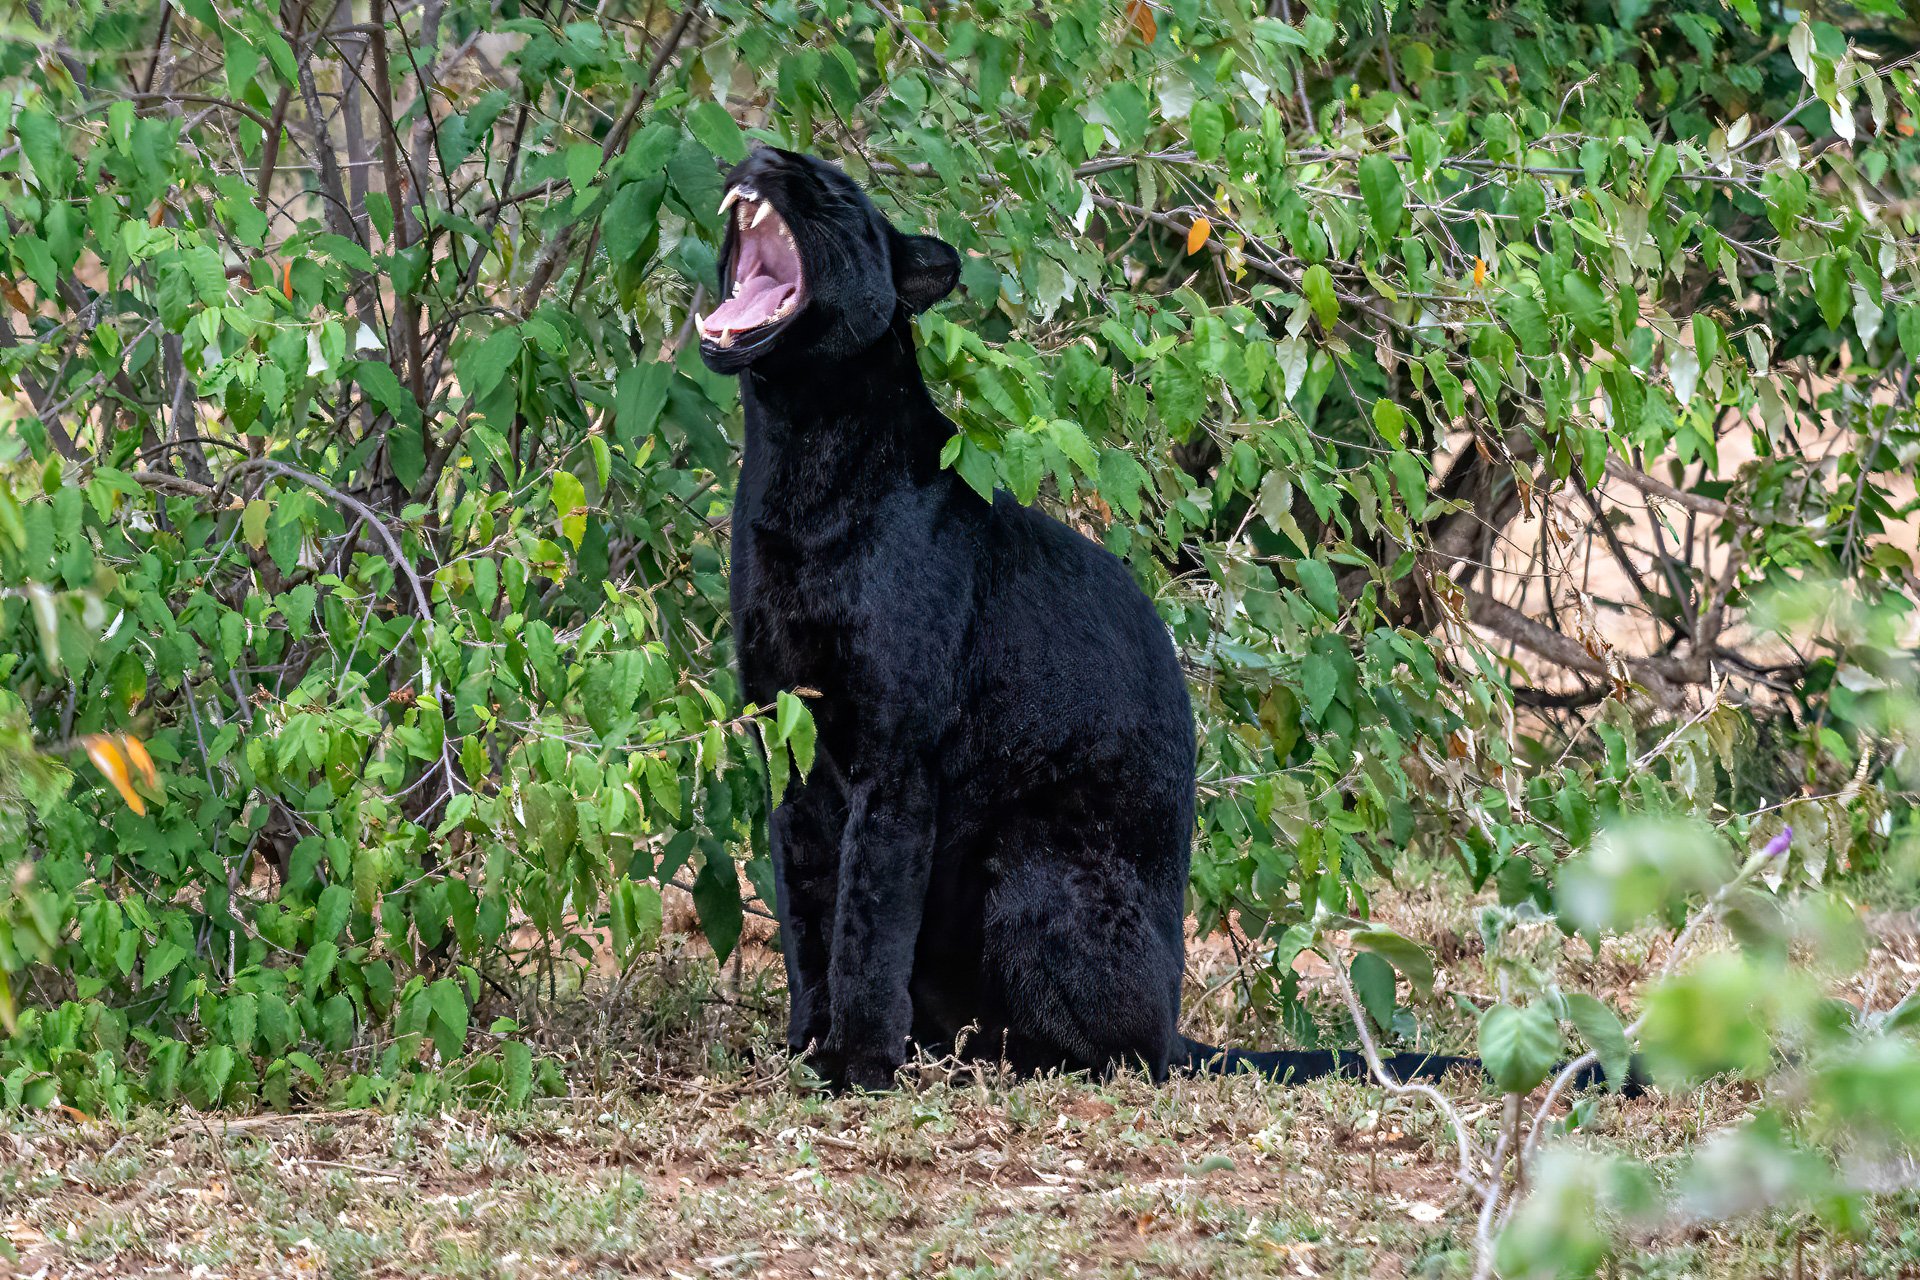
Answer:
[[1177, 1036, 1640, 1094]]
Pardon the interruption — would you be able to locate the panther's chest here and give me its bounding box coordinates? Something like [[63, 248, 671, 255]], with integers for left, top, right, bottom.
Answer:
[[731, 518, 870, 702]]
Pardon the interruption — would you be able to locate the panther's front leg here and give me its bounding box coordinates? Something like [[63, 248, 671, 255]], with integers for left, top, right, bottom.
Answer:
[[768, 772, 846, 1058], [816, 755, 936, 1091]]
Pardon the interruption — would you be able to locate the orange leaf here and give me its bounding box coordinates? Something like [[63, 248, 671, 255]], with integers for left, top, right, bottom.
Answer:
[[81, 734, 144, 815], [1125, 0, 1157, 44], [281, 261, 294, 300], [0, 280, 31, 314], [1185, 217, 1211, 256], [119, 734, 159, 792], [1473, 257, 1488, 288]]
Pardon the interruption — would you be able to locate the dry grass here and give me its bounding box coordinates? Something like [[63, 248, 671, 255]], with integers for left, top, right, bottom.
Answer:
[[7, 862, 1920, 1279]]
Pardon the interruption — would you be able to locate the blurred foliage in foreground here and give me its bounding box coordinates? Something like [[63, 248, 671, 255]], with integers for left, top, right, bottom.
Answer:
[[2, 0, 1920, 1265]]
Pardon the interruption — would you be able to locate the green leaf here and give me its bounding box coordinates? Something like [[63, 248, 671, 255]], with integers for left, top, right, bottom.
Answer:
[[1371, 399, 1405, 446], [388, 421, 426, 492], [603, 174, 667, 266], [428, 976, 469, 1061], [1301, 263, 1338, 330], [1350, 926, 1435, 997], [16, 109, 69, 193], [610, 878, 663, 960], [313, 884, 352, 944], [352, 359, 421, 428], [144, 939, 190, 988], [1358, 154, 1405, 242], [687, 100, 748, 164], [776, 691, 816, 776], [1002, 429, 1044, 505], [564, 142, 601, 194], [1300, 651, 1339, 720], [1563, 993, 1632, 1091], [1388, 450, 1429, 522], [1151, 356, 1207, 434], [1901, 306, 1920, 363], [614, 360, 673, 448], [195, 1044, 236, 1104], [314, 233, 377, 274], [303, 939, 339, 992], [692, 851, 744, 962], [1813, 256, 1851, 331], [1561, 272, 1613, 344], [1644, 143, 1678, 203], [1478, 1003, 1561, 1094], [458, 327, 522, 401], [550, 469, 585, 517], [502, 1040, 534, 1107], [1097, 82, 1149, 149], [1290, 557, 1340, 619], [1351, 951, 1396, 1030], [225, 991, 258, 1055], [1189, 99, 1227, 163]]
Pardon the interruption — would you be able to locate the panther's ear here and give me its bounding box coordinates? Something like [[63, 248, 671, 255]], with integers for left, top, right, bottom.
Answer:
[[890, 229, 961, 314]]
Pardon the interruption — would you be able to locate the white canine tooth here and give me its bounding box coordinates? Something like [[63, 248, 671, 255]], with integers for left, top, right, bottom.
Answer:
[[750, 202, 772, 229], [718, 189, 742, 216]]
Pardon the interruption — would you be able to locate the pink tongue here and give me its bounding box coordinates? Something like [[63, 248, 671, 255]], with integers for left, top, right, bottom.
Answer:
[[703, 270, 796, 332]]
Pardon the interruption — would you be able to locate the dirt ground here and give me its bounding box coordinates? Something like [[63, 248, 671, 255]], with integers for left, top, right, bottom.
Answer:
[[5, 866, 1920, 1279]]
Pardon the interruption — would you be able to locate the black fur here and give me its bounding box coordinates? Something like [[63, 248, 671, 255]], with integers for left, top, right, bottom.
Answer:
[[702, 148, 1624, 1097]]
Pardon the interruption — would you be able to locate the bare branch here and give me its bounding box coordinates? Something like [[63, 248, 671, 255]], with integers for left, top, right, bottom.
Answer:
[[1604, 458, 1738, 523]]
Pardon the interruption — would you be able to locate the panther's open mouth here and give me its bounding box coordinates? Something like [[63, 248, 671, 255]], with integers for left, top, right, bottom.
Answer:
[[697, 185, 806, 349]]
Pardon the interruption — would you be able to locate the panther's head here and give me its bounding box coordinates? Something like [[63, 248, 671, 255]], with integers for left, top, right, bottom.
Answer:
[[697, 147, 961, 374]]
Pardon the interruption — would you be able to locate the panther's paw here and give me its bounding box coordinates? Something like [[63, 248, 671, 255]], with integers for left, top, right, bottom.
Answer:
[[811, 1046, 905, 1094]]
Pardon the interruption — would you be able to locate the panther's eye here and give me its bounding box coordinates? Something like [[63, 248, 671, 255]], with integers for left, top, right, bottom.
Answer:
[[697, 185, 807, 348]]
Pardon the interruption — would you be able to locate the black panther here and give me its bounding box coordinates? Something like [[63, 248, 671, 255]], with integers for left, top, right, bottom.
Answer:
[[696, 146, 1568, 1094]]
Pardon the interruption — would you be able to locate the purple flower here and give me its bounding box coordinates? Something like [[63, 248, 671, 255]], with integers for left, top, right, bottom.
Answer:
[[1763, 827, 1794, 858]]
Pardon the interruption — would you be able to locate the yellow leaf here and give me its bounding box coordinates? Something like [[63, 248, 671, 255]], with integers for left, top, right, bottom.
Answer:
[[243, 499, 270, 549], [119, 734, 159, 792], [81, 734, 144, 815], [1186, 217, 1212, 256]]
